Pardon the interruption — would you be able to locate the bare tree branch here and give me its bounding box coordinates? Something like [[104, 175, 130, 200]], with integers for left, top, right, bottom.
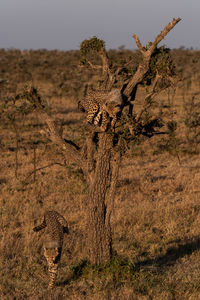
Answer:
[[41, 112, 87, 169], [85, 59, 102, 70], [98, 48, 115, 90], [148, 18, 181, 54], [24, 87, 86, 170], [132, 34, 145, 53], [123, 18, 181, 98]]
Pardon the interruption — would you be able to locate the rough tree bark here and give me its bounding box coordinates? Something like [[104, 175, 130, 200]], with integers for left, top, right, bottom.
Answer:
[[87, 133, 114, 264], [83, 18, 181, 264], [24, 18, 180, 264]]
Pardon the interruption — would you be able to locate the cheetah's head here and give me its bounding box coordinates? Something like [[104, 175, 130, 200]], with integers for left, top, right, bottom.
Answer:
[[44, 241, 61, 264], [44, 247, 60, 264]]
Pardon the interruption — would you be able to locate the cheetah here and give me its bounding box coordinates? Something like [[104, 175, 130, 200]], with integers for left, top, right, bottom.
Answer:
[[33, 210, 69, 289], [78, 88, 123, 131]]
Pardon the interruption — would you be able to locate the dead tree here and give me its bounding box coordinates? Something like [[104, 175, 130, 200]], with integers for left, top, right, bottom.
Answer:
[[21, 18, 180, 264]]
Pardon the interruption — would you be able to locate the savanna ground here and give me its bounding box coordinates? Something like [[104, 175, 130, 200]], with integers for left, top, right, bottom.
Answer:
[[1, 48, 200, 299]]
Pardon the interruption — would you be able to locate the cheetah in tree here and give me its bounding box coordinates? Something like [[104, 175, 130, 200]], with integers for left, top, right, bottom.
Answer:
[[78, 88, 123, 131], [33, 210, 69, 289]]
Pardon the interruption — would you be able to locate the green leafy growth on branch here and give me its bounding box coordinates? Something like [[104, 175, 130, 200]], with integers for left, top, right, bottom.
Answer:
[[144, 46, 176, 87], [80, 36, 105, 55], [80, 36, 105, 64]]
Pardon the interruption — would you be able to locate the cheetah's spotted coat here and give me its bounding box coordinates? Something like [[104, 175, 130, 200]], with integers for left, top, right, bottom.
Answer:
[[33, 210, 68, 289], [78, 88, 123, 131]]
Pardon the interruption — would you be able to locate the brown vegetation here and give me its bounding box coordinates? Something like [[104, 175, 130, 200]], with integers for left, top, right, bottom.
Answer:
[[15, 19, 180, 267], [1, 27, 200, 299]]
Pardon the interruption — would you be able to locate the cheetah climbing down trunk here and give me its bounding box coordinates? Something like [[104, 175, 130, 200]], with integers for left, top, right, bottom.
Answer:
[[78, 88, 123, 131]]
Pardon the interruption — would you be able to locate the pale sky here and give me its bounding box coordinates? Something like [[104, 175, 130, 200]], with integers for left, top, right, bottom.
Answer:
[[0, 0, 199, 50]]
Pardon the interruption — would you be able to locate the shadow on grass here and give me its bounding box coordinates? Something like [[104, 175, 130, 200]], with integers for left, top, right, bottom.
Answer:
[[58, 237, 200, 287], [57, 260, 88, 286], [134, 236, 200, 271]]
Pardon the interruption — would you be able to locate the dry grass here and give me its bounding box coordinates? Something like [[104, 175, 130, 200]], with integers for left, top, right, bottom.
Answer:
[[1, 49, 200, 299]]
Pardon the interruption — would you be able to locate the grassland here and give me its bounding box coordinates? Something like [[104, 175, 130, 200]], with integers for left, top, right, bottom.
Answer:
[[0, 48, 200, 299]]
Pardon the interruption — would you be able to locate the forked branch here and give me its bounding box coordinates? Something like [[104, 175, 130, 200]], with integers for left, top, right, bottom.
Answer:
[[123, 18, 181, 98], [22, 87, 86, 170]]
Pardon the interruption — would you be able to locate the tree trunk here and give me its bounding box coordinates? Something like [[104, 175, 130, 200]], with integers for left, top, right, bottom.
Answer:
[[87, 133, 115, 264]]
